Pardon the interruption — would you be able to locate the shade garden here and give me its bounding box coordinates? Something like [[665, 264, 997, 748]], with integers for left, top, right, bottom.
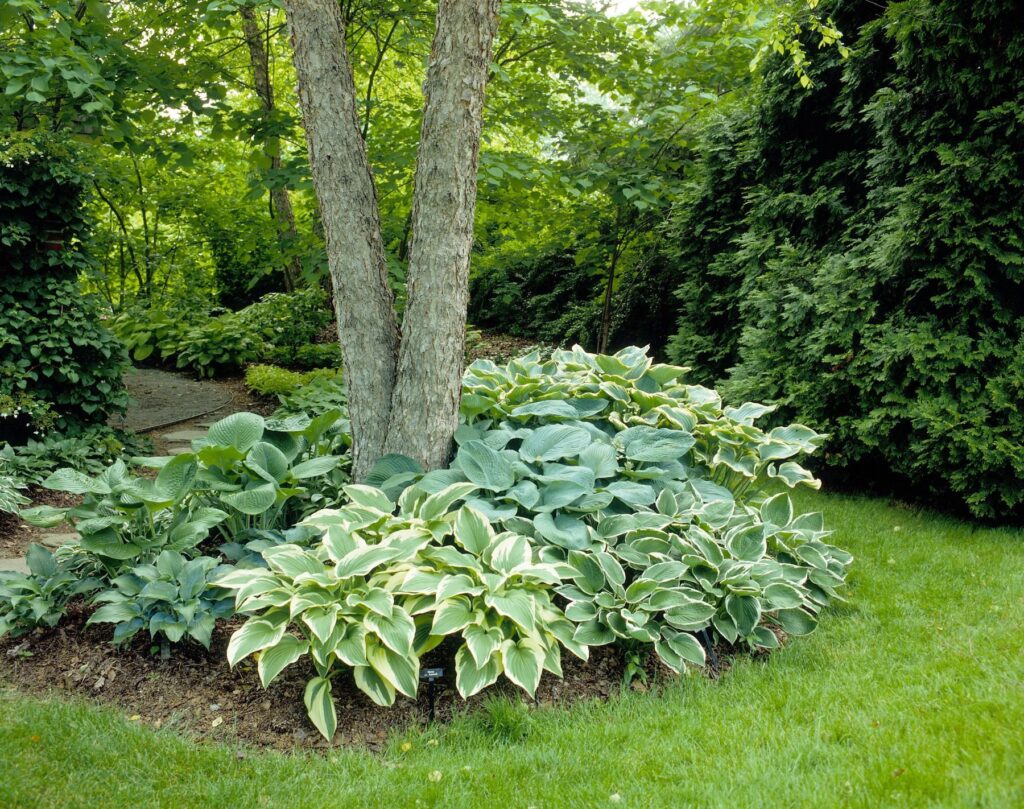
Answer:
[[1, 347, 849, 742]]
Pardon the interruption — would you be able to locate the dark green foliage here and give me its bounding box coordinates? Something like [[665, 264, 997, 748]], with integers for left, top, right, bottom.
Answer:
[[666, 0, 1024, 519], [0, 134, 128, 433]]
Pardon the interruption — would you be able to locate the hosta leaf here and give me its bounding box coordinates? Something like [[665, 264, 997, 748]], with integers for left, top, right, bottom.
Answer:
[[43, 468, 109, 495], [353, 664, 397, 706], [763, 582, 804, 609], [227, 617, 286, 666], [578, 442, 619, 478], [418, 483, 479, 520], [455, 644, 501, 698], [263, 545, 322, 578], [533, 512, 589, 549], [761, 493, 794, 528], [725, 594, 761, 636], [454, 506, 494, 554], [501, 638, 545, 696], [485, 590, 536, 633], [207, 412, 265, 453], [488, 534, 532, 574], [727, 525, 767, 562], [464, 623, 503, 667], [509, 400, 578, 420], [432, 598, 476, 635], [301, 606, 338, 644], [257, 635, 308, 687], [663, 601, 716, 631], [220, 484, 277, 516], [775, 607, 818, 635], [455, 441, 515, 491], [303, 676, 337, 740], [154, 454, 197, 502], [604, 481, 656, 507], [291, 455, 342, 480], [518, 425, 590, 462], [572, 618, 614, 646], [365, 608, 415, 655], [367, 642, 419, 698], [665, 630, 706, 667]]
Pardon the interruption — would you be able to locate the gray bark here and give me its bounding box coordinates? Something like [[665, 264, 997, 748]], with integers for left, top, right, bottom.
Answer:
[[283, 0, 400, 480], [240, 6, 301, 292], [383, 0, 502, 470]]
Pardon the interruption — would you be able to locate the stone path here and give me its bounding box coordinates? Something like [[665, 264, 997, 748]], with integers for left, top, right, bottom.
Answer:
[[0, 532, 79, 573], [109, 369, 232, 433]]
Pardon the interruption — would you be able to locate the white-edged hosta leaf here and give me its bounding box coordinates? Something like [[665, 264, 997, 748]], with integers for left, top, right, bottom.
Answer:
[[500, 638, 545, 696], [455, 644, 501, 699], [454, 506, 494, 554], [257, 635, 308, 687], [303, 676, 337, 740], [367, 642, 419, 699], [227, 618, 287, 666], [364, 608, 415, 655], [463, 623, 503, 667], [353, 664, 397, 706]]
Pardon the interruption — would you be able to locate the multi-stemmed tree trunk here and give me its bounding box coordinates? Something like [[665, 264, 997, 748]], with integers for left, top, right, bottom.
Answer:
[[283, 0, 501, 479], [240, 6, 302, 292]]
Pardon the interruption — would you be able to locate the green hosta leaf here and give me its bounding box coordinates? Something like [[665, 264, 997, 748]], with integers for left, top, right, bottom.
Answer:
[[501, 638, 545, 696], [533, 512, 589, 549], [301, 607, 338, 644], [367, 642, 419, 698], [763, 582, 804, 609], [247, 442, 290, 483], [257, 635, 308, 687], [489, 534, 532, 574], [365, 454, 423, 491], [342, 484, 394, 512], [509, 400, 578, 420], [725, 594, 761, 637], [418, 483, 479, 520], [227, 618, 287, 666], [665, 630, 706, 667], [455, 644, 501, 698], [727, 525, 767, 561], [18, 505, 67, 528], [463, 623, 503, 667], [432, 598, 476, 635], [761, 493, 794, 528], [616, 426, 696, 462], [353, 664, 397, 706], [365, 609, 415, 655], [485, 590, 536, 633], [663, 601, 716, 631], [220, 484, 277, 516], [208, 412, 265, 453], [154, 454, 197, 502], [454, 506, 494, 554], [506, 479, 541, 509], [455, 441, 515, 491], [577, 442, 619, 478], [335, 625, 369, 667], [25, 544, 56, 579], [775, 607, 818, 636], [291, 455, 342, 480], [303, 676, 337, 740], [518, 425, 591, 462], [751, 626, 780, 649], [604, 481, 657, 507], [572, 618, 614, 646], [88, 601, 141, 625], [43, 468, 109, 495]]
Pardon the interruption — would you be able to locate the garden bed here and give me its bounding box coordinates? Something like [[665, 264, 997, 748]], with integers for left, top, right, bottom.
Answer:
[[0, 607, 734, 751]]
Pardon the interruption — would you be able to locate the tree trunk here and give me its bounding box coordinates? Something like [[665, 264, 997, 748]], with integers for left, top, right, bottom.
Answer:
[[383, 0, 502, 470], [283, 0, 400, 480], [240, 6, 301, 292]]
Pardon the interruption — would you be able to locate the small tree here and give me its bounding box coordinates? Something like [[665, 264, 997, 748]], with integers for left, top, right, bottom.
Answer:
[[284, 0, 501, 478]]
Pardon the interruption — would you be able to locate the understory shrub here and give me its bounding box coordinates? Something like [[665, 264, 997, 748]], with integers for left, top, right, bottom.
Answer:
[[3, 347, 851, 741], [665, 0, 1024, 519], [1, 134, 129, 431]]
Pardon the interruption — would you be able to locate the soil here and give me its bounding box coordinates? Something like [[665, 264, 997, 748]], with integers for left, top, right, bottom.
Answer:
[[467, 330, 546, 364], [0, 488, 81, 558], [0, 605, 738, 752]]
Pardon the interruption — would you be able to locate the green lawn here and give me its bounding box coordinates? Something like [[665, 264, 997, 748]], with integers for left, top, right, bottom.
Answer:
[[1, 490, 1021, 808]]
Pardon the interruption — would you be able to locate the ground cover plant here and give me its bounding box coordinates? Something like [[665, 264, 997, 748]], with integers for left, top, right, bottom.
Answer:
[[1, 347, 850, 741]]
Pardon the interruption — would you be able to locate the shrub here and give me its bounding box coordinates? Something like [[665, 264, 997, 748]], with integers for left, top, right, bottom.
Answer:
[[665, 0, 1024, 519], [0, 134, 129, 431], [244, 365, 339, 397]]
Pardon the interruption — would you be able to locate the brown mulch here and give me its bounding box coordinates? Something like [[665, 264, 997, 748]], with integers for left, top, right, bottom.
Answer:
[[0, 603, 737, 752], [0, 488, 81, 558], [467, 331, 546, 364]]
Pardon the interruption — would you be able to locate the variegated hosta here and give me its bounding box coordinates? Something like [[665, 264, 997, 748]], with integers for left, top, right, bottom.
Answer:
[[215, 484, 580, 740], [559, 489, 852, 673]]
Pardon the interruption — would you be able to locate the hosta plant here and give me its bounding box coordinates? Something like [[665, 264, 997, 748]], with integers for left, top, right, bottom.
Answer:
[[215, 485, 582, 740], [87, 551, 234, 648], [0, 544, 101, 639]]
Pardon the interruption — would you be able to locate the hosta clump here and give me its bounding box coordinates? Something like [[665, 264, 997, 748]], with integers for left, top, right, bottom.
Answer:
[[0, 544, 102, 639], [377, 346, 852, 671], [87, 551, 234, 648], [215, 484, 582, 740]]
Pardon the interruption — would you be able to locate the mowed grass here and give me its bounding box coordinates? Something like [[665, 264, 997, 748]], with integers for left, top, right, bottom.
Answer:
[[1, 490, 1021, 808]]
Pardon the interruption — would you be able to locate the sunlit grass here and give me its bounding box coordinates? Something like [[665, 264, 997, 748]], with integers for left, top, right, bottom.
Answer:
[[1, 489, 1022, 808]]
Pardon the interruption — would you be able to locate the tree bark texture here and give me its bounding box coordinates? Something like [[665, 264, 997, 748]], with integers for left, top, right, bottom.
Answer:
[[283, 0, 400, 480], [383, 0, 502, 470], [240, 6, 301, 292]]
